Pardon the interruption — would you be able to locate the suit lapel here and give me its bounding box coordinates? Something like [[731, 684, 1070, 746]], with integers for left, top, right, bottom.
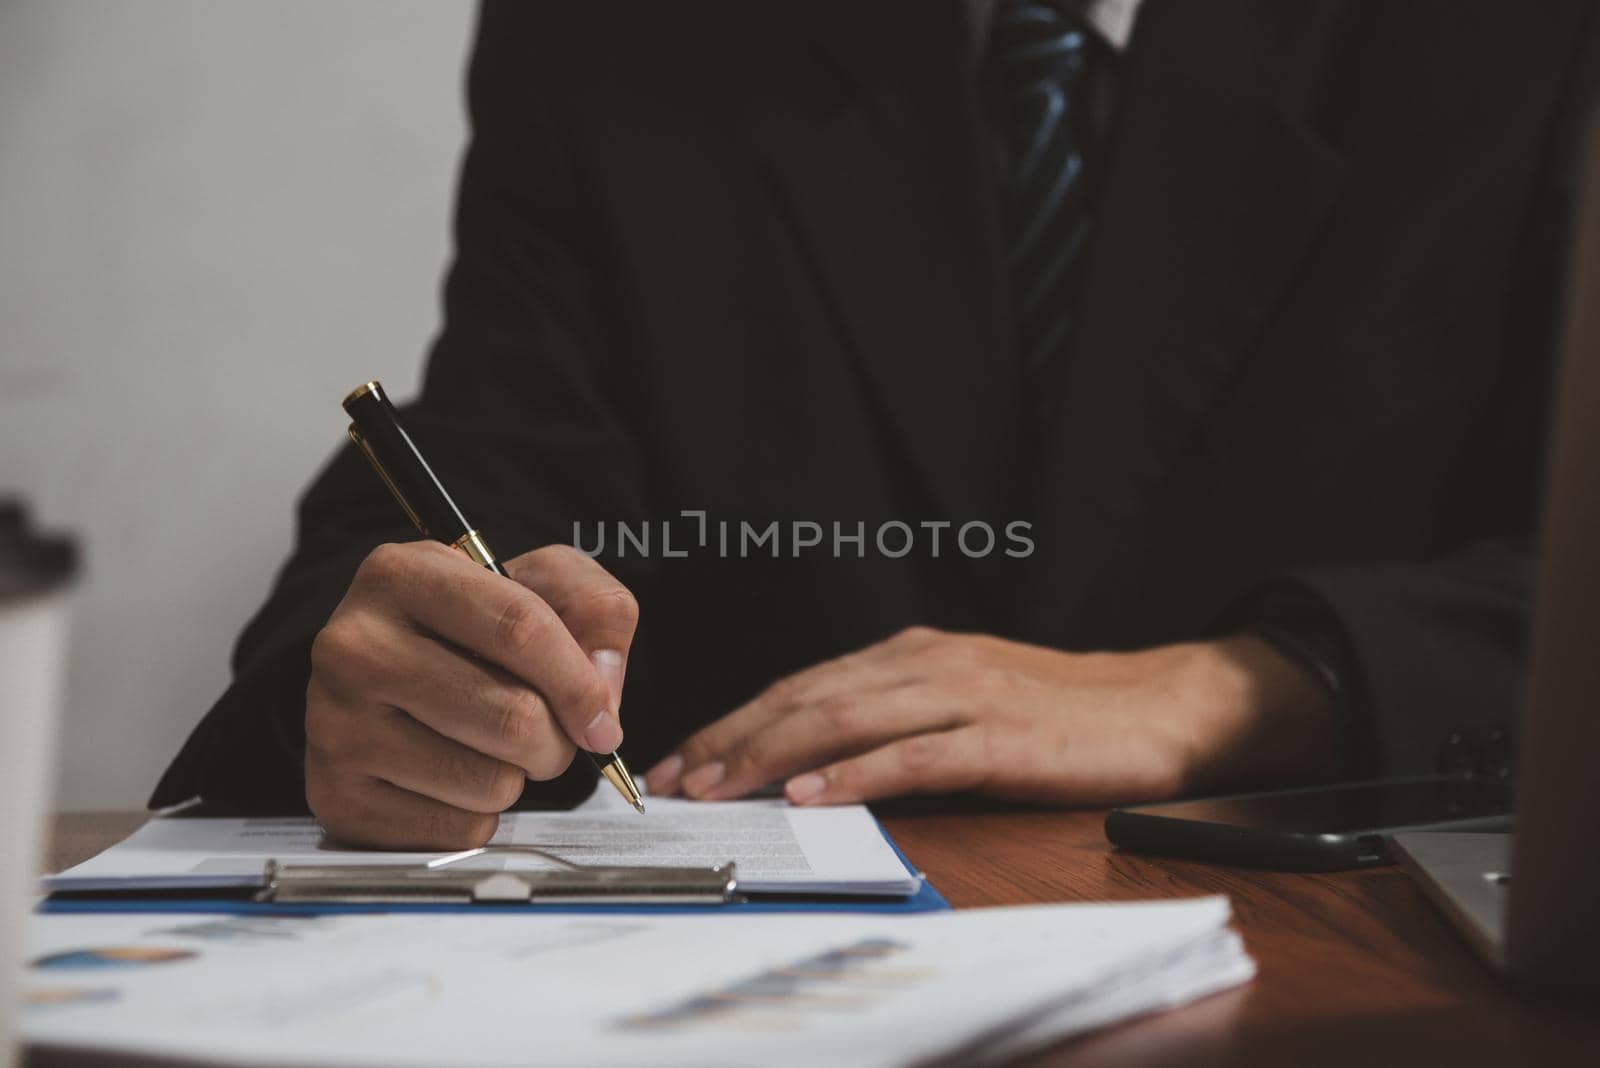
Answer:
[[743, 0, 1354, 546], [754, 1, 1018, 522], [1039, 0, 1354, 532]]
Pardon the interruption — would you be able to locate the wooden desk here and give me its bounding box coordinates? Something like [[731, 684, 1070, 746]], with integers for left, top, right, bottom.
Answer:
[[45, 808, 1600, 1067]]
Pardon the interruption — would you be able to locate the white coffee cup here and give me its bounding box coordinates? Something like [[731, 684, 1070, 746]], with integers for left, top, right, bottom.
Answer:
[[0, 501, 77, 1068]]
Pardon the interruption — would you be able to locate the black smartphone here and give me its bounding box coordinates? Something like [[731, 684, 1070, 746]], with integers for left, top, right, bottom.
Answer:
[[1104, 776, 1513, 871]]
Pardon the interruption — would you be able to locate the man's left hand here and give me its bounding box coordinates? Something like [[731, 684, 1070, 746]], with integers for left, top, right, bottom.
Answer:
[[642, 627, 1343, 807]]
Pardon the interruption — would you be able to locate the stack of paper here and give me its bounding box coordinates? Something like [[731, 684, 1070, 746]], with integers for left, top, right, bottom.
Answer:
[[21, 898, 1252, 1066]]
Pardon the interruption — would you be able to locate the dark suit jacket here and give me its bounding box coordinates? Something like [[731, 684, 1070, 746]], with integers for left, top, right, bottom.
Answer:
[[154, 0, 1600, 812]]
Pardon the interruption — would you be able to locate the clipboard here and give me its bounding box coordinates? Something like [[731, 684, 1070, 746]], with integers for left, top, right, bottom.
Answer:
[[259, 846, 738, 906], [40, 816, 949, 915]]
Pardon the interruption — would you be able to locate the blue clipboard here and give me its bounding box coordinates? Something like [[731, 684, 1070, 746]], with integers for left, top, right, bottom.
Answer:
[[39, 819, 949, 917]]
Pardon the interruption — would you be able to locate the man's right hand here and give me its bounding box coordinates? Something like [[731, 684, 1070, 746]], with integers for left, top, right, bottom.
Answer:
[[305, 541, 638, 849]]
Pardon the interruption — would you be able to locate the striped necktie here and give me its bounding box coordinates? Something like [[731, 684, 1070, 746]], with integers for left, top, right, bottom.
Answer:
[[992, 0, 1096, 379]]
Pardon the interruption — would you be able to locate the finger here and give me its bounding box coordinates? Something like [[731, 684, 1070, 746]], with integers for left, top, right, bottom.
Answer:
[[656, 700, 786, 798], [783, 728, 989, 805], [308, 772, 501, 851], [649, 649, 891, 796], [507, 545, 639, 712], [358, 710, 531, 814], [370, 626, 575, 780], [362, 541, 619, 753], [698, 684, 966, 801]]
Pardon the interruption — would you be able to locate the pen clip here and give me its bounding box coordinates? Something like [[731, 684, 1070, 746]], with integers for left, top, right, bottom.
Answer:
[[348, 424, 429, 537]]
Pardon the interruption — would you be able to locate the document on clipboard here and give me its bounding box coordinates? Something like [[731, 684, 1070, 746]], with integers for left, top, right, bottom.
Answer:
[[44, 787, 922, 899]]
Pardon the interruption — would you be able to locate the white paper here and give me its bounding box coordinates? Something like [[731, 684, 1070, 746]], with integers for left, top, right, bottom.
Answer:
[[21, 897, 1251, 1068], [44, 790, 919, 896]]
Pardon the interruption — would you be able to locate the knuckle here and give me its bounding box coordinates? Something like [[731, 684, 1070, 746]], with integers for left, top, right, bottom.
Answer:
[[558, 584, 641, 646], [528, 542, 587, 569], [762, 676, 801, 710], [309, 618, 368, 679], [491, 690, 543, 751], [573, 675, 612, 718], [421, 806, 497, 850], [970, 633, 1005, 661], [493, 595, 552, 661], [483, 763, 526, 811], [894, 624, 938, 648], [308, 628, 340, 678], [416, 805, 452, 847], [897, 733, 943, 775], [359, 541, 415, 587], [582, 585, 641, 631], [676, 731, 714, 766], [817, 696, 860, 736], [944, 638, 983, 670], [447, 749, 502, 809], [977, 662, 1019, 701], [730, 734, 778, 777], [679, 725, 734, 768]]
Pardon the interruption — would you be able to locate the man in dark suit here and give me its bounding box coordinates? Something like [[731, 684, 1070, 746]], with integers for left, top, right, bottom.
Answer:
[[155, 0, 1598, 848]]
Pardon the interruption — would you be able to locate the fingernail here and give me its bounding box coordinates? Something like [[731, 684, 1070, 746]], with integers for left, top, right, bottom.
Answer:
[[785, 772, 826, 804], [591, 649, 626, 710], [644, 754, 683, 793], [583, 710, 623, 753], [681, 761, 726, 797]]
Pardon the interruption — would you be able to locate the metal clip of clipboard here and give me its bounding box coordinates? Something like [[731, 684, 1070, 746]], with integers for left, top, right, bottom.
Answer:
[[259, 846, 739, 905]]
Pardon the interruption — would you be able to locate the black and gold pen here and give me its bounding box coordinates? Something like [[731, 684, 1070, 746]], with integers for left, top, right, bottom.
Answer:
[[342, 379, 645, 813]]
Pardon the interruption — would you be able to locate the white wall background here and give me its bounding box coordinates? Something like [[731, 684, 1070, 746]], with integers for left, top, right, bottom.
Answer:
[[0, 1, 476, 809]]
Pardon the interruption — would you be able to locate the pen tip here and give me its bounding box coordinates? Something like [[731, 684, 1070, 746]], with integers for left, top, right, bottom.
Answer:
[[633, 801, 646, 814]]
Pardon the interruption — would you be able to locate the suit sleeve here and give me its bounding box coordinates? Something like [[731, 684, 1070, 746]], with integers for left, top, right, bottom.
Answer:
[[151, 1, 651, 812], [1221, 16, 1600, 780]]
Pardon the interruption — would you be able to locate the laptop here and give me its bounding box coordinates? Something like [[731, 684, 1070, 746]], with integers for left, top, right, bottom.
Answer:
[[1388, 116, 1600, 998]]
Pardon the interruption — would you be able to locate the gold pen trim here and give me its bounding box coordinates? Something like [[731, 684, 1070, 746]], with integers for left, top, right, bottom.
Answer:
[[347, 425, 427, 536], [343, 380, 381, 407], [599, 754, 646, 814], [452, 529, 499, 569]]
